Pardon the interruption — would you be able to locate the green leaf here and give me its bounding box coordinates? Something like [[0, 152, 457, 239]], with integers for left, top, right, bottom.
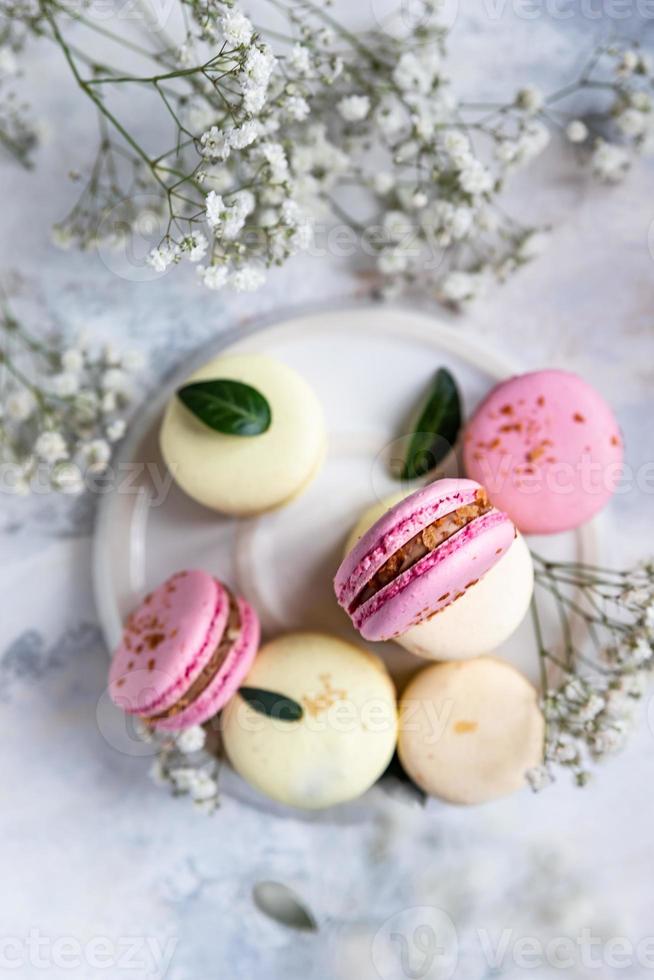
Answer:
[[177, 379, 271, 436], [401, 367, 462, 481], [239, 687, 303, 722]]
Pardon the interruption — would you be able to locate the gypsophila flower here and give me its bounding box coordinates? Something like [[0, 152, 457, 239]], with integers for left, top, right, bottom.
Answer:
[[220, 10, 253, 47], [147, 241, 180, 272], [230, 265, 265, 291], [338, 95, 370, 122], [35, 430, 68, 463], [205, 190, 225, 230], [6, 389, 34, 421], [181, 232, 208, 262], [516, 85, 544, 113], [80, 438, 111, 473], [198, 264, 229, 290], [591, 139, 630, 182], [51, 373, 79, 397], [289, 43, 312, 76], [566, 119, 588, 143], [175, 726, 207, 754], [61, 348, 84, 373], [616, 107, 648, 138], [14, 1, 654, 308], [532, 553, 654, 790], [52, 461, 84, 494], [106, 418, 126, 443], [526, 765, 554, 792]]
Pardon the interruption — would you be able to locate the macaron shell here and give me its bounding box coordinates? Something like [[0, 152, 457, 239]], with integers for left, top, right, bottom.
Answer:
[[109, 571, 228, 716], [398, 658, 544, 804], [335, 478, 484, 610], [463, 369, 623, 534], [221, 633, 398, 810], [152, 595, 260, 731], [398, 534, 533, 660], [160, 353, 326, 516], [355, 509, 515, 641]]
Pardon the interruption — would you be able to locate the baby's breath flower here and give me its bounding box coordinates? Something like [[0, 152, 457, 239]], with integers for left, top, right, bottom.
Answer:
[[338, 94, 371, 122], [220, 10, 253, 47], [566, 119, 588, 143], [6, 389, 35, 421], [198, 264, 229, 290], [175, 726, 206, 754], [61, 348, 84, 373], [230, 264, 265, 291], [35, 430, 68, 463], [51, 372, 79, 397], [106, 418, 126, 443], [591, 139, 630, 182], [516, 85, 544, 113]]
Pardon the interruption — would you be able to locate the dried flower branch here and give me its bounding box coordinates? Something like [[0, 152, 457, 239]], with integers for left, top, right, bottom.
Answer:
[[143, 722, 222, 813], [0, 294, 142, 494], [8, 0, 654, 303], [527, 556, 654, 791]]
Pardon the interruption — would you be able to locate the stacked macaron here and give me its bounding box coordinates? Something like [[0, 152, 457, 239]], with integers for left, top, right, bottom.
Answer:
[[109, 570, 259, 731], [335, 478, 534, 661]]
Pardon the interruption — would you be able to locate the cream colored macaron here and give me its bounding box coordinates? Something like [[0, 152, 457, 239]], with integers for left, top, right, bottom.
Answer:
[[398, 658, 544, 804], [345, 494, 533, 661], [222, 633, 398, 810], [160, 353, 326, 515]]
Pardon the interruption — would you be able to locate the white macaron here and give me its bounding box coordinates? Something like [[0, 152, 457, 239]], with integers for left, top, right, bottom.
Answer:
[[160, 353, 326, 515], [398, 657, 544, 804], [222, 633, 398, 810]]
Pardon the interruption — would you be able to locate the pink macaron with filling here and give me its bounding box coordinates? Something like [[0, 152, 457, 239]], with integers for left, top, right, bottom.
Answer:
[[463, 369, 623, 534], [334, 479, 516, 641], [108, 569, 260, 731]]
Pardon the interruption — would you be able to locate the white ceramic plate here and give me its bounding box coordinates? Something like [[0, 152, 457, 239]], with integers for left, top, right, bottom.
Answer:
[[93, 302, 597, 816]]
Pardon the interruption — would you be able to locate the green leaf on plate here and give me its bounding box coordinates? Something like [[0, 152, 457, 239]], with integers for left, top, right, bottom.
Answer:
[[239, 687, 304, 722], [401, 367, 462, 480], [177, 379, 271, 436]]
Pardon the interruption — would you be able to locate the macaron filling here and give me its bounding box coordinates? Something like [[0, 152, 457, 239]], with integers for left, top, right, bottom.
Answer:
[[145, 591, 242, 722], [349, 490, 492, 613]]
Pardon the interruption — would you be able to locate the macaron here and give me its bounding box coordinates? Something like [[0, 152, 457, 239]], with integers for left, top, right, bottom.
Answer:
[[463, 369, 623, 534], [344, 491, 533, 661], [334, 478, 517, 644], [398, 658, 544, 804], [108, 570, 259, 731], [221, 633, 397, 810], [160, 353, 326, 515]]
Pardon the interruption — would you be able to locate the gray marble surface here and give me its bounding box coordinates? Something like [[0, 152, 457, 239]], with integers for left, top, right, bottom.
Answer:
[[2, 5, 654, 979]]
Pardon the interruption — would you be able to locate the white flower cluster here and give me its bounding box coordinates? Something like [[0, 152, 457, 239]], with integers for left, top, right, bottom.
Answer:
[[562, 45, 654, 183], [19, 1, 654, 304], [527, 561, 654, 791], [143, 722, 221, 813], [1, 308, 142, 495]]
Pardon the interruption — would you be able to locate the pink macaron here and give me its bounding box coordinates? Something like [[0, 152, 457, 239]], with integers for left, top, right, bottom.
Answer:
[[108, 570, 260, 731], [463, 369, 623, 535], [334, 479, 516, 641]]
